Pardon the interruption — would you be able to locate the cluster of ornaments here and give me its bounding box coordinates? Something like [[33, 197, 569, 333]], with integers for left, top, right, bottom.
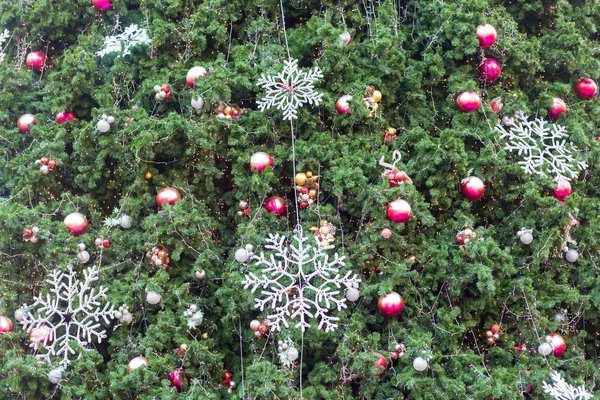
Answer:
[[154, 84, 173, 101], [309, 220, 336, 246], [35, 156, 57, 175], [76, 243, 91, 263], [95, 237, 111, 249], [295, 171, 319, 209], [538, 333, 567, 357], [214, 101, 245, 121], [234, 244, 254, 263], [237, 200, 250, 217], [335, 86, 382, 117], [277, 337, 299, 367], [485, 323, 501, 345], [96, 114, 115, 133], [383, 166, 412, 188], [222, 371, 236, 393], [517, 228, 533, 245], [183, 304, 204, 329], [249, 319, 269, 338], [149, 246, 170, 268], [455, 227, 476, 245], [383, 127, 399, 143], [56, 111, 75, 124], [23, 226, 40, 243], [115, 304, 133, 324]]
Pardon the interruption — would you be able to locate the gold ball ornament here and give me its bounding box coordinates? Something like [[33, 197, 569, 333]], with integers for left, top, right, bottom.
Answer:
[[145, 171, 152, 179], [372, 90, 382, 103], [295, 173, 307, 186]]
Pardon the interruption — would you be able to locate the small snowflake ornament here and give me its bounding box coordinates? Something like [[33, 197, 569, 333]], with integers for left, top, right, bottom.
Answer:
[[542, 371, 593, 400], [20, 265, 117, 366], [495, 112, 588, 179], [183, 305, 204, 329], [277, 337, 299, 368], [242, 229, 361, 332], [256, 58, 323, 120]]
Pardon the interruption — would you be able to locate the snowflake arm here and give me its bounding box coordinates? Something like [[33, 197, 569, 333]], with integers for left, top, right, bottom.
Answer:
[[0, 29, 10, 64], [542, 371, 593, 400]]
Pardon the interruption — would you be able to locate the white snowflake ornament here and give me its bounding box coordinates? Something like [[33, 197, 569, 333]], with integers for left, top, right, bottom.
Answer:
[[542, 371, 593, 400], [97, 24, 152, 57], [256, 58, 323, 120], [0, 29, 10, 65], [242, 231, 360, 332], [495, 112, 588, 180], [20, 265, 117, 367], [277, 337, 299, 368]]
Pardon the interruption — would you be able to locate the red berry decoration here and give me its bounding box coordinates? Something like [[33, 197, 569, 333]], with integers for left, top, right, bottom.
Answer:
[[479, 58, 501, 83], [547, 333, 567, 357], [547, 98, 567, 120], [64, 212, 89, 236], [386, 199, 412, 223], [264, 196, 287, 218], [476, 24, 497, 48], [0, 315, 14, 334], [456, 91, 481, 112], [378, 291, 404, 318], [156, 187, 181, 209], [92, 0, 112, 11], [552, 178, 571, 203], [26, 51, 47, 72], [250, 152, 274, 172], [574, 78, 598, 100], [374, 352, 388, 376], [17, 114, 36, 133], [460, 176, 485, 201]]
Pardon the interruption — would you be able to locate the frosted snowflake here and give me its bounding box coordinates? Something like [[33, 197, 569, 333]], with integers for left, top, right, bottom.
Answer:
[[0, 29, 10, 64], [256, 58, 323, 120], [542, 371, 593, 400], [20, 265, 117, 367], [96, 24, 152, 57], [495, 112, 588, 180], [241, 231, 360, 332]]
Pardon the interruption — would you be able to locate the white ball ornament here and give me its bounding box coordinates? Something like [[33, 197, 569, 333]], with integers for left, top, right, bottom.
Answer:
[[106, 116, 115, 124], [47, 367, 64, 384], [14, 308, 26, 322], [249, 319, 260, 331], [538, 342, 553, 356], [30, 236, 39, 244], [32, 227, 40, 234], [191, 96, 204, 110], [195, 270, 206, 279], [345, 287, 360, 302], [413, 357, 428, 372], [286, 346, 299, 362], [518, 229, 533, 245], [146, 291, 162, 305], [78, 243, 87, 251], [234, 248, 249, 263], [77, 250, 90, 263], [120, 215, 132, 229], [566, 249, 579, 263], [96, 119, 110, 132], [40, 165, 50, 175]]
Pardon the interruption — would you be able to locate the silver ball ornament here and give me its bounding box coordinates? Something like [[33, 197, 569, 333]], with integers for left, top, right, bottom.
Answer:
[[565, 249, 579, 263], [96, 119, 110, 132], [519, 231, 533, 245], [345, 287, 360, 302], [538, 342, 553, 356], [413, 356, 428, 372], [234, 248, 249, 263], [286, 346, 299, 361], [120, 215, 132, 229], [146, 291, 162, 305]]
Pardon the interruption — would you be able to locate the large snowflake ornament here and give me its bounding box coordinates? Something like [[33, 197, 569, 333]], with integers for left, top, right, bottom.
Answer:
[[495, 112, 588, 180], [96, 24, 152, 57], [256, 58, 323, 120], [542, 371, 593, 400], [20, 265, 117, 367], [242, 232, 360, 332], [0, 29, 10, 64]]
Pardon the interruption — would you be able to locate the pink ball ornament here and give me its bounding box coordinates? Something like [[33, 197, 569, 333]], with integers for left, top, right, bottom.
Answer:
[[264, 196, 287, 218], [186, 66, 208, 88], [574, 78, 598, 100], [169, 367, 189, 392], [478, 59, 501, 83], [476, 24, 497, 48], [156, 187, 181, 209], [374, 352, 388, 376], [547, 98, 567, 120], [552, 178, 571, 203], [386, 199, 412, 223], [56, 111, 76, 124], [460, 176, 485, 201], [0, 315, 14, 334], [381, 228, 392, 239], [17, 114, 36, 133], [26, 51, 47, 72], [336, 95, 352, 115], [92, 0, 112, 11], [378, 291, 404, 318], [64, 212, 89, 236], [456, 91, 481, 112], [546, 333, 567, 357], [250, 152, 274, 172]]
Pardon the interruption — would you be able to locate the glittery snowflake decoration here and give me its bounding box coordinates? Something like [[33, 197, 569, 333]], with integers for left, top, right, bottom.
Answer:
[[0, 29, 10, 64], [241, 230, 360, 332], [20, 265, 117, 367], [183, 304, 204, 329], [96, 24, 152, 57], [256, 58, 323, 120], [542, 371, 593, 400], [277, 337, 299, 368], [495, 112, 588, 180]]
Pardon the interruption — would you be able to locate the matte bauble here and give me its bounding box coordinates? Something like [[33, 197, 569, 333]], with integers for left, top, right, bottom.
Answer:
[[574, 78, 598, 100], [186, 66, 208, 88], [286, 346, 299, 361], [386, 199, 412, 223], [26, 51, 47, 72], [537, 342, 552, 356], [249, 319, 261, 331], [476, 24, 497, 48], [47, 367, 64, 384], [91, 0, 112, 11], [378, 292, 404, 318], [547, 98, 567, 120], [374, 352, 388, 376], [17, 114, 36, 133], [565, 249, 579, 263], [128, 356, 149, 372], [479, 59, 501, 83], [146, 291, 162, 305], [40, 165, 50, 175], [456, 91, 481, 112], [546, 333, 567, 357], [56, 111, 76, 124], [413, 357, 428, 372], [234, 248, 249, 263], [336, 95, 352, 115], [264, 196, 287, 218], [520, 231, 533, 245], [191, 96, 204, 109], [156, 187, 181, 208], [460, 176, 485, 201], [552, 178, 571, 202], [96, 119, 110, 132], [381, 228, 392, 239], [14, 308, 25, 322], [0, 315, 14, 334], [64, 212, 89, 236], [120, 215, 132, 229], [250, 152, 274, 172], [345, 287, 360, 302], [169, 367, 189, 392], [77, 250, 90, 263]]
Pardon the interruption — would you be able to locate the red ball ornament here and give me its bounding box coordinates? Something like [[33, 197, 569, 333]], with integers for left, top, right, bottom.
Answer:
[[552, 178, 571, 203], [64, 212, 89, 236], [547, 333, 567, 357], [373, 352, 388, 376], [23, 229, 33, 239], [186, 66, 208, 88], [264, 196, 287, 218], [156, 187, 181, 209], [168, 367, 189, 392], [455, 235, 465, 245], [574, 78, 598, 100], [48, 159, 57, 169], [386, 199, 412, 223], [456, 91, 481, 112], [40, 156, 49, 165], [102, 239, 111, 248], [490, 324, 500, 334], [26, 51, 47, 72], [479, 59, 501, 83], [56, 111, 76, 124], [378, 292, 404, 318], [476, 24, 497, 48], [17, 114, 36, 133], [336, 95, 352, 115], [547, 98, 567, 120], [250, 152, 274, 172], [460, 176, 485, 201], [92, 0, 112, 11], [223, 371, 233, 386], [0, 315, 14, 334]]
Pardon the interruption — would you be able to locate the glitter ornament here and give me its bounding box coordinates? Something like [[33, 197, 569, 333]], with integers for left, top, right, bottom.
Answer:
[[378, 292, 404, 318], [128, 356, 149, 372], [186, 66, 208, 88], [76, 249, 90, 264], [235, 248, 250, 263], [64, 212, 89, 236], [26, 51, 47, 72], [156, 187, 181, 208], [17, 114, 36, 133], [250, 152, 274, 172], [460, 176, 485, 201], [476, 24, 497, 48], [490, 97, 503, 113], [386, 199, 412, 223]]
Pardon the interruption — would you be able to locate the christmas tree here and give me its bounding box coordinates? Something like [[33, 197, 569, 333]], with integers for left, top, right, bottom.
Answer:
[[0, 0, 599, 398]]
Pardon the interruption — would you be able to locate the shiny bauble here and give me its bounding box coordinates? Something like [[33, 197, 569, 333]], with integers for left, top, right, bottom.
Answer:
[[29, 324, 53, 345], [234, 248, 250, 263], [478, 58, 501, 83], [222, 371, 233, 386], [17, 114, 36, 133], [489, 97, 503, 113], [169, 367, 189, 392], [547, 98, 567, 120], [264, 196, 287, 218], [186, 66, 208, 88], [250, 152, 274, 172], [381, 228, 392, 239], [546, 333, 567, 357], [102, 239, 111, 248], [460, 176, 485, 201], [574, 78, 598, 100], [92, 0, 112, 11], [336, 95, 352, 115], [565, 249, 579, 263], [26, 51, 47, 72], [413, 357, 428, 372], [345, 287, 360, 302], [490, 324, 500, 334], [0, 315, 14, 334], [386, 199, 412, 223], [257, 324, 269, 335], [47, 367, 64, 384], [156, 187, 181, 208], [286, 346, 299, 362], [146, 291, 162, 305], [538, 342, 552, 356], [64, 212, 89, 236], [372, 90, 382, 103], [120, 215, 132, 229], [96, 119, 110, 132], [295, 172, 307, 186], [40, 165, 49, 175], [56, 111, 76, 124], [519, 231, 533, 245], [195, 269, 206, 279], [476, 24, 497, 48], [552, 178, 571, 202], [249, 319, 261, 331], [456, 91, 481, 112], [77, 250, 90, 263], [339, 31, 352, 46], [128, 356, 149, 372], [374, 352, 388, 376], [191, 96, 204, 109], [378, 292, 404, 318]]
